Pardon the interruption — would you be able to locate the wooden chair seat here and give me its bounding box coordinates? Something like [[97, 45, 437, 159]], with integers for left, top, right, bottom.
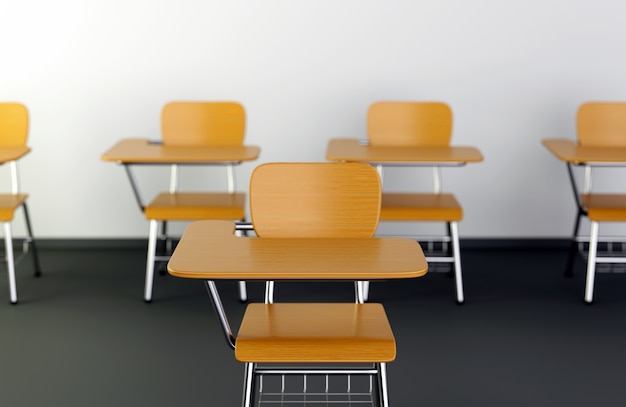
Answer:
[[380, 193, 463, 222], [144, 192, 245, 221], [235, 303, 396, 363], [582, 194, 626, 222], [0, 194, 27, 221]]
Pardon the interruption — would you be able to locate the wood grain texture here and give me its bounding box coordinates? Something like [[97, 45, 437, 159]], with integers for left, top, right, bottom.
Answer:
[[578, 102, 626, 147], [368, 101, 453, 147], [582, 194, 626, 222], [0, 103, 31, 162], [168, 220, 427, 280], [235, 303, 396, 363], [0, 103, 29, 148], [161, 102, 245, 147], [380, 193, 463, 221], [144, 192, 245, 221], [0, 147, 30, 163], [326, 138, 483, 164], [101, 138, 260, 164], [0, 194, 28, 221], [542, 139, 626, 164], [250, 162, 381, 238]]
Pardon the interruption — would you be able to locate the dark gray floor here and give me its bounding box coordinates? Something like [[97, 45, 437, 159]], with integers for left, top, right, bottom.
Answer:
[[2, 244, 626, 406]]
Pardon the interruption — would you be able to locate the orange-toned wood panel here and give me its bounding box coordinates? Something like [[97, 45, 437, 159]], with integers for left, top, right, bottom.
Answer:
[[326, 138, 483, 163], [144, 193, 245, 221], [582, 194, 626, 222], [168, 220, 428, 280], [101, 139, 260, 164], [161, 102, 245, 147], [578, 102, 626, 147], [542, 139, 626, 164], [0, 194, 28, 221], [250, 162, 381, 238], [235, 303, 396, 363], [380, 193, 463, 221], [0, 103, 29, 148], [368, 101, 452, 147]]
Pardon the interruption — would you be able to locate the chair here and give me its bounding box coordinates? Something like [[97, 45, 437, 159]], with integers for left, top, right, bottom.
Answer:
[[367, 101, 465, 303], [0, 103, 41, 304], [564, 102, 626, 303], [236, 162, 395, 407], [143, 101, 248, 302]]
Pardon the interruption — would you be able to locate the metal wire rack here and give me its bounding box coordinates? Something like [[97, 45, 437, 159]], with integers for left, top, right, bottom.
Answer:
[[576, 238, 626, 273], [254, 370, 379, 407]]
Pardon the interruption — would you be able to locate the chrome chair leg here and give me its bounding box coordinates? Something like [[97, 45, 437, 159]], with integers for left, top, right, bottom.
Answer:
[[354, 281, 370, 304], [238, 281, 248, 302], [585, 221, 599, 303], [242, 362, 255, 407], [4, 222, 17, 304], [234, 228, 248, 302], [450, 221, 464, 304], [264, 281, 275, 304], [144, 219, 159, 302], [377, 362, 390, 407], [356, 281, 368, 304]]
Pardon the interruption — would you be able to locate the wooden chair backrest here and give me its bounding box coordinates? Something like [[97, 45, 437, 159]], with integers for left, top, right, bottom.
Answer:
[[161, 102, 245, 146], [577, 102, 626, 147], [250, 162, 381, 238], [0, 103, 28, 147], [367, 102, 452, 147]]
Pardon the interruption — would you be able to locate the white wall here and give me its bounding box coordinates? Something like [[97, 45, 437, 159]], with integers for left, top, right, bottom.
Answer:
[[2, 0, 626, 239]]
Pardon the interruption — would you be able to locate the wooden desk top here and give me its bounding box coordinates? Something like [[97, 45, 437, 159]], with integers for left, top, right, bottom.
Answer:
[[542, 138, 626, 164], [168, 220, 428, 280], [326, 138, 483, 164], [0, 147, 30, 163], [101, 138, 260, 164]]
